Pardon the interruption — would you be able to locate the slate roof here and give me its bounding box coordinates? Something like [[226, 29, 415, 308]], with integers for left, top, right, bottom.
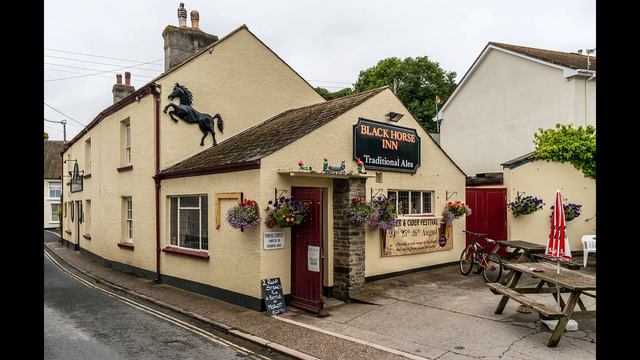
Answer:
[[44, 140, 65, 179], [160, 86, 388, 177], [501, 151, 538, 169], [490, 42, 596, 71]]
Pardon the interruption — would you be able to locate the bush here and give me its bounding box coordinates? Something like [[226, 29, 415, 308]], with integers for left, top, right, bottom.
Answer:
[[533, 124, 596, 179]]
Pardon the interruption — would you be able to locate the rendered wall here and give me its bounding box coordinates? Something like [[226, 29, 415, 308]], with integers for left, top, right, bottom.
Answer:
[[503, 160, 596, 252], [440, 48, 596, 176]]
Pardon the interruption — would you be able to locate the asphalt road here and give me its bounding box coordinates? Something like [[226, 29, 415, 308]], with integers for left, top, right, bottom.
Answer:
[[44, 249, 287, 360]]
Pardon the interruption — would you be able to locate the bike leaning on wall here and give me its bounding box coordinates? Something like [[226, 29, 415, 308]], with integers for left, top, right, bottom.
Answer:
[[459, 230, 503, 283]]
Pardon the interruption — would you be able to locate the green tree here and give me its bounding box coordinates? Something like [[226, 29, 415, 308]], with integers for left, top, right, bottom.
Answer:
[[315, 87, 353, 100], [533, 124, 596, 179], [354, 57, 457, 132]]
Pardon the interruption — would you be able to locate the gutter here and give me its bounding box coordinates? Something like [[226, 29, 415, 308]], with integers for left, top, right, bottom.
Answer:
[[152, 84, 162, 283]]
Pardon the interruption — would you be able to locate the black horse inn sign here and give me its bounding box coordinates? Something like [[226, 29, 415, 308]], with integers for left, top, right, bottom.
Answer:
[[353, 118, 421, 173]]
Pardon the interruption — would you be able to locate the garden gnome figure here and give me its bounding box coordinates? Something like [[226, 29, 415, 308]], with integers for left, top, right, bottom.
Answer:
[[298, 160, 312, 171], [323, 158, 329, 172], [357, 158, 367, 174]]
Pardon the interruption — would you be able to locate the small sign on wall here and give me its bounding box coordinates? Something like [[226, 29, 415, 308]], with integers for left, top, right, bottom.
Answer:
[[308, 245, 320, 272], [260, 277, 286, 315], [263, 232, 285, 250]]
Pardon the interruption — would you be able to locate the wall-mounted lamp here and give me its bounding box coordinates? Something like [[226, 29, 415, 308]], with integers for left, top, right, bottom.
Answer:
[[385, 112, 404, 122]]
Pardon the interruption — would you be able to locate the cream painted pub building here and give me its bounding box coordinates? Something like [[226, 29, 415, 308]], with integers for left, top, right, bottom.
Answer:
[[61, 6, 465, 312]]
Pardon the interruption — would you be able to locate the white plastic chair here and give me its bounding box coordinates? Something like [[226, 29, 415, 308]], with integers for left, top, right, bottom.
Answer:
[[581, 235, 596, 267]]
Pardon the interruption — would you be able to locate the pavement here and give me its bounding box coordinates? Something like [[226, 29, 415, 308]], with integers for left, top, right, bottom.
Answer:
[[44, 231, 595, 360]]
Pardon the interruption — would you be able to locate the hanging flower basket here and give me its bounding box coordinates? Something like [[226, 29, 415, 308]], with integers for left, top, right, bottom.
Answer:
[[367, 195, 398, 230], [346, 197, 374, 224], [226, 199, 260, 230], [442, 201, 471, 224], [508, 192, 544, 217], [264, 196, 309, 228], [551, 202, 582, 222]]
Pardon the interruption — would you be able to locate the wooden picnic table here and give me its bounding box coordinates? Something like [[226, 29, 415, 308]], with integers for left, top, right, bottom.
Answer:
[[493, 240, 546, 263], [486, 261, 596, 347]]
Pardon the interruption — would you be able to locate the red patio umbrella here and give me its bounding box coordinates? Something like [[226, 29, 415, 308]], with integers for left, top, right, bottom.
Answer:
[[547, 190, 572, 261], [546, 190, 572, 312]]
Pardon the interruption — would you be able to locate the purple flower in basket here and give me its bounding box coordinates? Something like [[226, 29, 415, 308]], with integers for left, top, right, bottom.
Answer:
[[226, 199, 260, 229]]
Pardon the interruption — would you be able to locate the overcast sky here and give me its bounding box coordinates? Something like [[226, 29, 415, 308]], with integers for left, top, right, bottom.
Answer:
[[44, 0, 595, 141]]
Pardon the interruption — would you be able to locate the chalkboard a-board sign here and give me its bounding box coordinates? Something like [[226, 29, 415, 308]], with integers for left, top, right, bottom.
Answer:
[[261, 277, 286, 315]]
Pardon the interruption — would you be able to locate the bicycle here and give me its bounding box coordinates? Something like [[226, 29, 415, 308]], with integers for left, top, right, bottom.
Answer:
[[459, 230, 503, 283]]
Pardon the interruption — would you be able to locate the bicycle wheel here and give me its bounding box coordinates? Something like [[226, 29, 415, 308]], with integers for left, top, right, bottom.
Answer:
[[482, 253, 503, 283], [459, 246, 474, 275]]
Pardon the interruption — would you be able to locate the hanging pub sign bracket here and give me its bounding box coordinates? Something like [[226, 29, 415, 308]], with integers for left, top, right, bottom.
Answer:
[[371, 188, 384, 199], [274, 188, 288, 202], [66, 161, 84, 193], [446, 191, 457, 201]]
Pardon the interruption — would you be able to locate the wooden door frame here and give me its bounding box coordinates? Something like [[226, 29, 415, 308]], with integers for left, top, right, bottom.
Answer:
[[291, 186, 324, 313]]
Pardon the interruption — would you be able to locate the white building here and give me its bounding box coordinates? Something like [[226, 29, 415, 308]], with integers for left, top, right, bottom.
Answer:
[[44, 137, 64, 229], [438, 42, 596, 177]]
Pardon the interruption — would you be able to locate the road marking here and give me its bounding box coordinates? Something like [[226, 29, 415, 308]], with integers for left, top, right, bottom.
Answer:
[[44, 249, 271, 360], [45, 230, 61, 238], [274, 315, 430, 360]]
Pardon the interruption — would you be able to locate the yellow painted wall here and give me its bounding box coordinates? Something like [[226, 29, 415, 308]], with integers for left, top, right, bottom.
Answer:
[[61, 95, 158, 273], [159, 170, 262, 298], [440, 48, 596, 176], [156, 27, 324, 169], [261, 89, 467, 282], [503, 160, 596, 252]]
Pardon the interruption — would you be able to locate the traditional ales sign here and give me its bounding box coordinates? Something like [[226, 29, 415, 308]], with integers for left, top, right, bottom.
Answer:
[[382, 216, 452, 256], [353, 118, 421, 173]]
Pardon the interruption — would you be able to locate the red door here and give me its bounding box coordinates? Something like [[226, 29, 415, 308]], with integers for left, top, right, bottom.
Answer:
[[465, 188, 507, 255], [291, 187, 323, 313]]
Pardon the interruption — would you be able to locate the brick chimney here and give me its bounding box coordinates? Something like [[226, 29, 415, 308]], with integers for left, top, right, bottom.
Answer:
[[162, 3, 218, 72], [112, 72, 136, 103]]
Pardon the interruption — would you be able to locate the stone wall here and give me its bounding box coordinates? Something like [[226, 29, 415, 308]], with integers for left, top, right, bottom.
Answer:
[[333, 178, 366, 299]]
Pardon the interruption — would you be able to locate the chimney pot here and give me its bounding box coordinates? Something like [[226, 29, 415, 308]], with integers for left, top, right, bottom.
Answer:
[[178, 3, 187, 27], [116, 74, 122, 84], [125, 72, 131, 85], [190, 10, 200, 29]]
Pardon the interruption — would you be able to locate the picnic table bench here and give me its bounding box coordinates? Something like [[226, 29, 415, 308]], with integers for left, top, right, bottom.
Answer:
[[487, 261, 596, 347], [493, 240, 546, 263]]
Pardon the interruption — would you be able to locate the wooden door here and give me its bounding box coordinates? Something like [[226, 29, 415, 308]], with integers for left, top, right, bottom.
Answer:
[[465, 188, 507, 255], [291, 187, 323, 313]]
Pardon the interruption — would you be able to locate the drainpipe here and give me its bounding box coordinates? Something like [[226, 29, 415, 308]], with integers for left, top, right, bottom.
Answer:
[[153, 83, 162, 283]]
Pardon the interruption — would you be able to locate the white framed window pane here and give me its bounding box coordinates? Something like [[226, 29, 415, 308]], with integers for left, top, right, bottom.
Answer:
[[423, 192, 432, 214], [126, 148, 131, 164], [128, 221, 133, 239], [179, 208, 200, 249], [125, 124, 131, 147], [179, 196, 200, 208], [398, 191, 409, 215], [49, 183, 61, 198], [51, 204, 60, 222], [201, 196, 208, 250], [410, 192, 421, 214], [170, 197, 178, 246]]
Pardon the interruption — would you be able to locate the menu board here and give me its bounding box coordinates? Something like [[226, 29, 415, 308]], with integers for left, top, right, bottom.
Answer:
[[260, 277, 286, 315]]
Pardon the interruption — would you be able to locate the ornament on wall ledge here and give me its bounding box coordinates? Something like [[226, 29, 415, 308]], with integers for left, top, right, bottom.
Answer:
[[297, 160, 312, 172], [322, 158, 346, 174], [356, 158, 367, 174]]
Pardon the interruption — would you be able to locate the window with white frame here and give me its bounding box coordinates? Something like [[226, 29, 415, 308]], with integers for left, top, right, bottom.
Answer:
[[387, 190, 434, 215], [49, 182, 61, 199], [121, 119, 131, 165], [123, 197, 133, 241], [170, 195, 208, 250], [85, 138, 92, 173], [85, 200, 91, 234], [51, 204, 60, 223]]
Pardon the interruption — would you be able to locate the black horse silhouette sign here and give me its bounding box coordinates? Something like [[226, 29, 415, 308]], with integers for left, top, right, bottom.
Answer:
[[163, 83, 224, 146]]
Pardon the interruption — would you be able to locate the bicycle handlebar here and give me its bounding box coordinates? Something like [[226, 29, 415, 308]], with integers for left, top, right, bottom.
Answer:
[[462, 230, 488, 238]]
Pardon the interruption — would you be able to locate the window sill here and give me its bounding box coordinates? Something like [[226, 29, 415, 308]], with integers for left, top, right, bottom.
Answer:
[[117, 242, 134, 250], [83, 173, 92, 179], [65, 230, 72, 235], [117, 165, 133, 172], [162, 246, 209, 260], [83, 234, 91, 240]]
